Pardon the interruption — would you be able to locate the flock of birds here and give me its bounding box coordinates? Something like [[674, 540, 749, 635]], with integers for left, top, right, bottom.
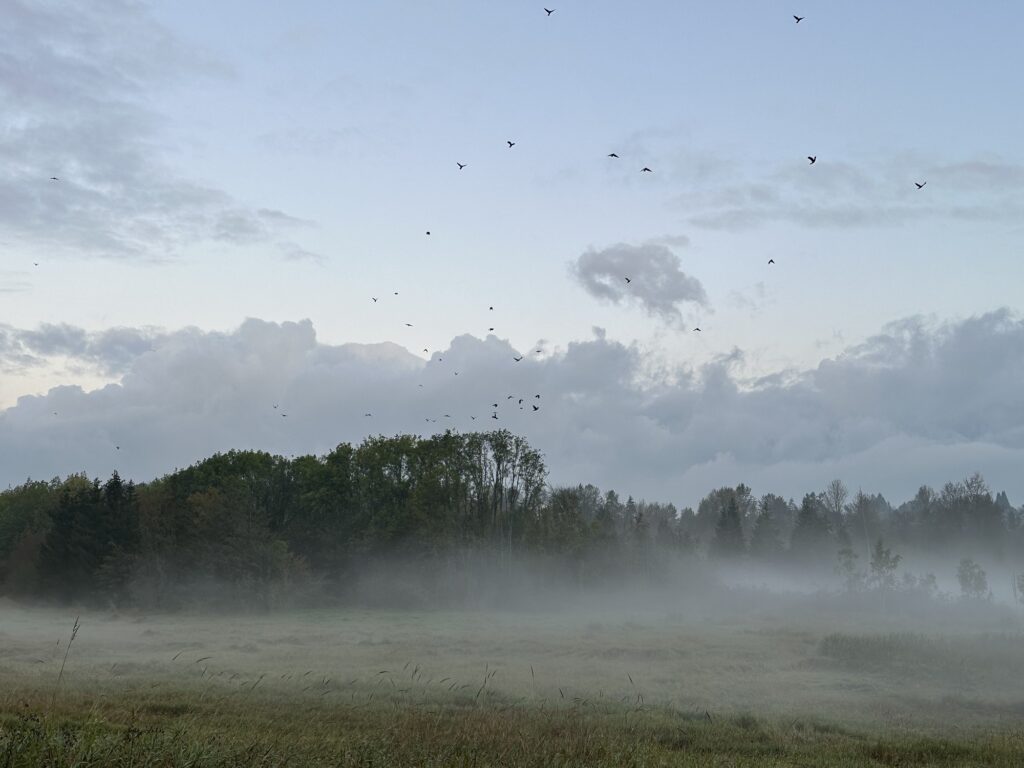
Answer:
[[37, 10, 933, 447]]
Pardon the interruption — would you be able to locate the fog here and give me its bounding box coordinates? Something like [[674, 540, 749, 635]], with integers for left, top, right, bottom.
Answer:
[[3, 553, 1023, 734]]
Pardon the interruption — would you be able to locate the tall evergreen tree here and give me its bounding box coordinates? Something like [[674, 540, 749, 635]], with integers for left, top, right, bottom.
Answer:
[[789, 493, 831, 562], [711, 497, 746, 558]]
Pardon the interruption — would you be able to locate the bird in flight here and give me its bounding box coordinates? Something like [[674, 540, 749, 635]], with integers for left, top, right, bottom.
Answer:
[[532, 405, 540, 412], [768, 258, 775, 264], [513, 356, 523, 362], [115, 446, 120, 450], [624, 276, 631, 284], [371, 297, 378, 303], [641, 167, 653, 173], [364, 413, 372, 417], [492, 403, 499, 408], [281, 413, 288, 417], [915, 181, 927, 189], [457, 163, 467, 170], [405, 323, 414, 327], [423, 348, 429, 353], [608, 153, 619, 158], [807, 156, 816, 165], [273, 404, 278, 409], [491, 413, 499, 420], [425, 231, 431, 235], [544, 8, 555, 16], [693, 327, 702, 332], [488, 327, 495, 331], [535, 394, 541, 399], [489, 306, 494, 310], [793, 15, 805, 23], [507, 141, 517, 149], [49, 176, 60, 181]]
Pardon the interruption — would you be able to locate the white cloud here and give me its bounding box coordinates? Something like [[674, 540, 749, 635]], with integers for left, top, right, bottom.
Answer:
[[570, 242, 708, 325], [3, 311, 1024, 507], [0, 0, 309, 260]]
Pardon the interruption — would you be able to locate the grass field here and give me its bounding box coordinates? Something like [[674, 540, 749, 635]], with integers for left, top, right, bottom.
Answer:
[[1, 597, 1023, 766]]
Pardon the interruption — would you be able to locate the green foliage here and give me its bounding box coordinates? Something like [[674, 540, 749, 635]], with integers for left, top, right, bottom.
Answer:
[[1, 440, 1022, 609], [868, 538, 902, 590], [790, 493, 832, 561], [711, 497, 746, 557], [749, 508, 784, 561]]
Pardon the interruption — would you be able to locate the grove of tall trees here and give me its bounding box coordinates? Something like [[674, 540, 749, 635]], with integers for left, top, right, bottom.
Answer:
[[1, 431, 1021, 608]]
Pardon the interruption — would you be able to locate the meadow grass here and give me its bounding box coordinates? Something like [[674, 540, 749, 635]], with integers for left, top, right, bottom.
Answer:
[[1, 604, 1022, 765]]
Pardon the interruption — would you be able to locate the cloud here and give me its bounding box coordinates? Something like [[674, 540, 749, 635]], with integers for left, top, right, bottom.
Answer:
[[677, 156, 1024, 231], [4, 311, 1024, 506], [279, 242, 327, 264], [570, 243, 708, 324], [0, 0, 308, 260], [645, 234, 692, 248], [0, 323, 168, 376]]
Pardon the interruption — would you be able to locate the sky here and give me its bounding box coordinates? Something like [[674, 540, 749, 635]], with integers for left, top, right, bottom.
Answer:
[[2, 0, 1024, 507]]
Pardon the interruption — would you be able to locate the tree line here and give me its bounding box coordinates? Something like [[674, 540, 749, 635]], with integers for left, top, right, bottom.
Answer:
[[0, 430, 1021, 608]]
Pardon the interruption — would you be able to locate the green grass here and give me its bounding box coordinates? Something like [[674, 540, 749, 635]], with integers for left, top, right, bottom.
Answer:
[[1, 694, 1023, 767]]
